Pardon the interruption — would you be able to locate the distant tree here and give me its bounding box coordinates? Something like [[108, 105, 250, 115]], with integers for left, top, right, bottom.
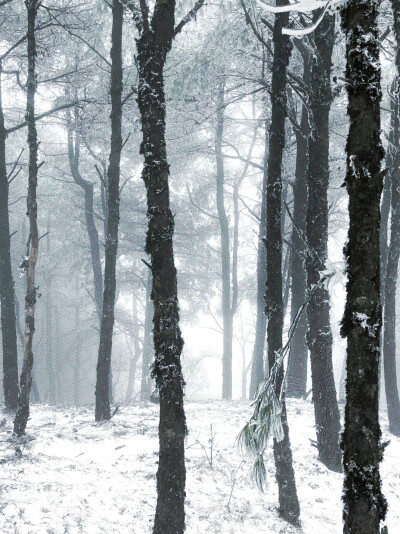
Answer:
[[0, 61, 19, 411], [95, 0, 124, 422], [340, 0, 387, 532], [382, 0, 400, 437]]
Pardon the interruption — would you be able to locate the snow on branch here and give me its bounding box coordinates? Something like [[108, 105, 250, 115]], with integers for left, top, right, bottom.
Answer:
[[255, 0, 344, 37]]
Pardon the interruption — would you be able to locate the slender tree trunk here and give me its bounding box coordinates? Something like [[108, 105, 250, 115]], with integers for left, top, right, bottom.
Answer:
[[215, 80, 234, 400], [140, 270, 154, 401], [45, 217, 55, 404], [14, 0, 40, 437], [74, 302, 81, 406], [95, 0, 123, 421], [265, 6, 300, 525], [382, 0, 400, 438], [67, 120, 103, 323], [0, 64, 19, 410], [136, 5, 186, 532], [341, 1, 387, 532], [125, 291, 141, 403], [286, 61, 310, 399], [306, 12, 341, 472], [249, 119, 268, 399]]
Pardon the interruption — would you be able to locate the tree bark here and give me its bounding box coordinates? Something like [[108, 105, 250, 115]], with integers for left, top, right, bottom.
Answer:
[[286, 61, 310, 399], [13, 0, 40, 437], [341, 1, 387, 532], [136, 3, 186, 532], [95, 0, 123, 422], [265, 7, 300, 526], [249, 118, 268, 399], [140, 270, 154, 401], [0, 63, 19, 410], [306, 12, 341, 473]]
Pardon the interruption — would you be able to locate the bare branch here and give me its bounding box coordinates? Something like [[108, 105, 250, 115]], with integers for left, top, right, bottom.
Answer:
[[173, 0, 206, 38]]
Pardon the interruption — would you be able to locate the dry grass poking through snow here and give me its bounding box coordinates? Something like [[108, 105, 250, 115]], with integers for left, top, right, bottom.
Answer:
[[0, 399, 399, 533]]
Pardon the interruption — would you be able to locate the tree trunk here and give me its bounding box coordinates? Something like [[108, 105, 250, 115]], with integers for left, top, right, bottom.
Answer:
[[140, 270, 154, 401], [13, 0, 40, 437], [215, 80, 234, 400], [0, 63, 19, 410], [67, 119, 103, 323], [249, 119, 268, 399], [95, 0, 123, 421], [286, 60, 310, 399], [306, 12, 341, 473], [136, 5, 186, 532], [125, 290, 141, 403], [74, 301, 81, 406], [45, 217, 55, 404], [382, 0, 400, 437], [265, 7, 300, 526], [341, 1, 387, 532]]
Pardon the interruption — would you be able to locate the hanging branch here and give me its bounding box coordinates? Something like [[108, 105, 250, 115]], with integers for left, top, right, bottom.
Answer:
[[237, 270, 340, 490]]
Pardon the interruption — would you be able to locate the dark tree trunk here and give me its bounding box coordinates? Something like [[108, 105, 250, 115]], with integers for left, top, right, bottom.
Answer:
[[286, 60, 310, 399], [383, 0, 400, 437], [215, 80, 234, 400], [95, 0, 123, 422], [341, 1, 387, 532], [249, 119, 268, 399], [136, 4, 186, 532], [14, 0, 40, 437], [306, 12, 341, 473], [140, 270, 154, 401], [0, 64, 19, 410], [265, 7, 300, 526]]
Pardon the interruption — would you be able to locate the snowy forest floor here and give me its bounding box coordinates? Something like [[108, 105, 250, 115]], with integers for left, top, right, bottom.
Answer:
[[0, 399, 399, 534]]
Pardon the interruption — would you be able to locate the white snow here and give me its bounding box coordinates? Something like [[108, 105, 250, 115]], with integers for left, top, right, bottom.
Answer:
[[0, 399, 399, 533]]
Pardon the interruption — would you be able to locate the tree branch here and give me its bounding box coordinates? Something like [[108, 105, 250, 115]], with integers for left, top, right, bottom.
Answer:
[[173, 0, 206, 38], [6, 100, 90, 134]]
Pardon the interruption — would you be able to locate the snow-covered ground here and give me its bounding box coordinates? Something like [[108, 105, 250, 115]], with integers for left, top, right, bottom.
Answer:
[[0, 399, 399, 533]]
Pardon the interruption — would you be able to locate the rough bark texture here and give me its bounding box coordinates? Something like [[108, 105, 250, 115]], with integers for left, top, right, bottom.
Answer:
[[215, 81, 235, 400], [341, 1, 387, 532], [140, 270, 154, 401], [13, 0, 39, 437], [286, 59, 310, 399], [249, 118, 268, 399], [306, 12, 341, 473], [0, 64, 19, 410], [136, 2, 186, 532], [95, 0, 123, 422], [265, 8, 300, 526]]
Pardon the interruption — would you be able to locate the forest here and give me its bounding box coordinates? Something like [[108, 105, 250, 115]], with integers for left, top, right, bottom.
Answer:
[[0, 0, 399, 532]]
